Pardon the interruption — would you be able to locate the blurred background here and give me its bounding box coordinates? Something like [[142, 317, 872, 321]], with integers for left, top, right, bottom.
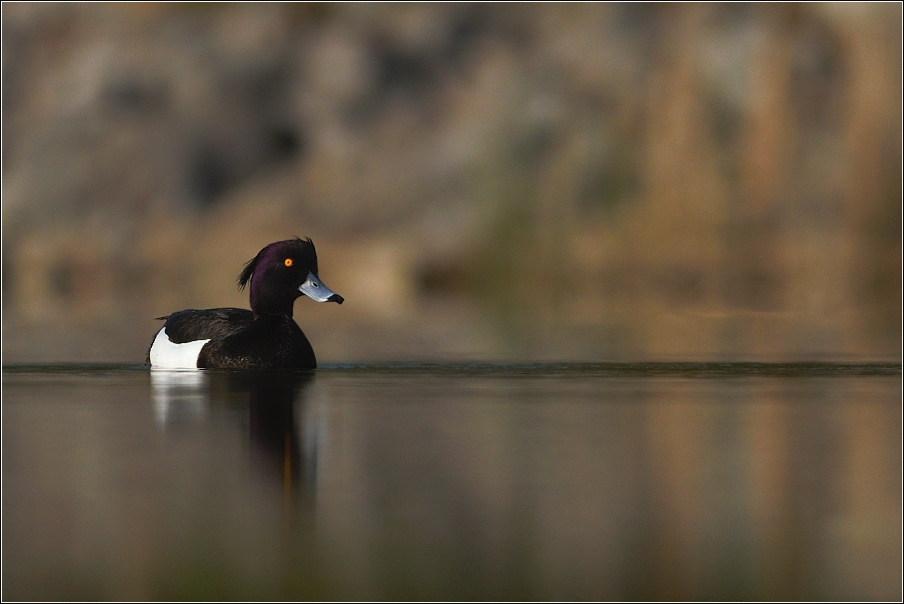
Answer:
[[2, 2, 901, 363]]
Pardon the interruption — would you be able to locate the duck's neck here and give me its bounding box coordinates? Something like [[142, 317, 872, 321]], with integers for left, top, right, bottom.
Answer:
[[250, 282, 295, 318]]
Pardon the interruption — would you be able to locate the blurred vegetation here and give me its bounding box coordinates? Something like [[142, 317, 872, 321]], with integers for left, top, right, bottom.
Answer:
[[2, 3, 900, 361]]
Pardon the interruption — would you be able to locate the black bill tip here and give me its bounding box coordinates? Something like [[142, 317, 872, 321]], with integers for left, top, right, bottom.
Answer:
[[328, 293, 344, 304]]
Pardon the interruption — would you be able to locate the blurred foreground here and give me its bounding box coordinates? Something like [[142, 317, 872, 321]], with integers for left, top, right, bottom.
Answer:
[[2, 4, 901, 362], [3, 364, 901, 600]]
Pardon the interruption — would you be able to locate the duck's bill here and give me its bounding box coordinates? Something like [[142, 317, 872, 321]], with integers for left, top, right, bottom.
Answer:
[[300, 271, 344, 304]]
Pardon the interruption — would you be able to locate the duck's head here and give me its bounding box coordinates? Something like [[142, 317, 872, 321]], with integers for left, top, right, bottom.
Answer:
[[238, 238, 344, 316]]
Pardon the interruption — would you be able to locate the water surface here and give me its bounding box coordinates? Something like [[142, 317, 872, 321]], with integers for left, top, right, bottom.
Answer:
[[3, 363, 901, 600]]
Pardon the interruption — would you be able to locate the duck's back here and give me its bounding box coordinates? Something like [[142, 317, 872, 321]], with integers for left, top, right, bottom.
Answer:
[[148, 308, 316, 370], [162, 308, 254, 342]]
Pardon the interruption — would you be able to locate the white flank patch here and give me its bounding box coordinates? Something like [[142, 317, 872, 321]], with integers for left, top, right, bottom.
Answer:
[[149, 327, 211, 369]]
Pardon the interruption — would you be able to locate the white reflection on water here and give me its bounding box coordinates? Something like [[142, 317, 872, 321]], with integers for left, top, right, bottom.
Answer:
[[150, 369, 209, 426]]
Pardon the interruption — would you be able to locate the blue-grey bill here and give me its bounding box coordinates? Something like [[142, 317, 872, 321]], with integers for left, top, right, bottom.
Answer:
[[299, 271, 344, 304]]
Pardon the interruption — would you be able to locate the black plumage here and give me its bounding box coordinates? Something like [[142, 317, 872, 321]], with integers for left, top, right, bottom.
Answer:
[[159, 308, 254, 343]]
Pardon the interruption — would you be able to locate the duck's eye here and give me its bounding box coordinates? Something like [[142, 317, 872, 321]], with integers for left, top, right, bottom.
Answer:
[[284, 258, 293, 267]]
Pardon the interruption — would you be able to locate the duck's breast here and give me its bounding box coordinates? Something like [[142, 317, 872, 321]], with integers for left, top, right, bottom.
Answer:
[[196, 316, 315, 369]]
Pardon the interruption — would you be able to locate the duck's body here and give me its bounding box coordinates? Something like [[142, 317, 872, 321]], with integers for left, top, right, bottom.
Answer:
[[147, 238, 342, 370]]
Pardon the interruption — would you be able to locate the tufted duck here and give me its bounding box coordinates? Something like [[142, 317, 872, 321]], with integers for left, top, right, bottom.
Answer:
[[147, 237, 343, 369]]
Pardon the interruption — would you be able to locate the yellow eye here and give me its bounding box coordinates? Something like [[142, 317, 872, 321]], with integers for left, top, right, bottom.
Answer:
[[284, 258, 293, 267]]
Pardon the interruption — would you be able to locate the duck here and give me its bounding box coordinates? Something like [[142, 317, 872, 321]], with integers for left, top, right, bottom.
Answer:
[[147, 237, 343, 369]]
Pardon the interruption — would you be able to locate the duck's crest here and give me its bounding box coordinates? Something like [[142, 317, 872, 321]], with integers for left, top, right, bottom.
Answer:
[[237, 255, 257, 291]]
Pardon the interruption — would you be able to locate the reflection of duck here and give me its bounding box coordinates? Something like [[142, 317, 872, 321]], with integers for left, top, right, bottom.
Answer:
[[150, 369, 318, 494], [223, 371, 316, 491], [148, 238, 343, 369]]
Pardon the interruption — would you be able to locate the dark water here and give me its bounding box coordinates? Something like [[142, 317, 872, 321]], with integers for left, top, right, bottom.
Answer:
[[3, 363, 901, 601]]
